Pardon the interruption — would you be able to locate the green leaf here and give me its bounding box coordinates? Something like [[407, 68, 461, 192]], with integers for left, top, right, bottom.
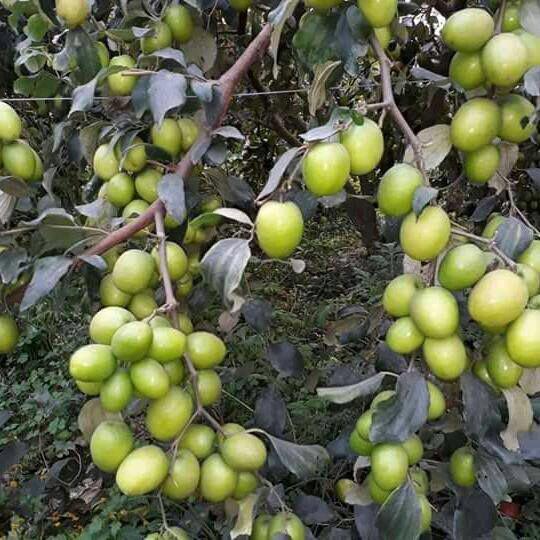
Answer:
[[14, 72, 60, 98], [148, 70, 187, 125], [370, 372, 429, 444], [24, 13, 50, 41], [157, 173, 186, 224], [375, 481, 421, 540], [269, 0, 302, 77], [69, 74, 99, 116], [264, 432, 330, 478], [0, 247, 28, 284], [293, 12, 340, 71], [20, 256, 72, 311], [201, 238, 251, 312], [66, 27, 102, 85], [317, 373, 386, 404], [308, 61, 342, 116]]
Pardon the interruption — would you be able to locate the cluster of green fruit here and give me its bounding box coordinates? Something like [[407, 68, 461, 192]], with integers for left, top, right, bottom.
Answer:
[[444, 8, 538, 184], [303, 0, 397, 51], [346, 389, 439, 533], [250, 118, 384, 261], [0, 102, 43, 183], [69, 246, 269, 502], [93, 116, 199, 214]]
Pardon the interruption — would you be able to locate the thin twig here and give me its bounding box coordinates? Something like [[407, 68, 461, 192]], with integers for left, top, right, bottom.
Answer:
[[494, 0, 508, 33], [369, 35, 429, 184]]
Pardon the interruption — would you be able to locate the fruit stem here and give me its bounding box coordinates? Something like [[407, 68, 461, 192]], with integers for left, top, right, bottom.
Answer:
[[494, 0, 507, 34], [450, 227, 518, 270], [154, 208, 179, 327], [369, 35, 429, 185]]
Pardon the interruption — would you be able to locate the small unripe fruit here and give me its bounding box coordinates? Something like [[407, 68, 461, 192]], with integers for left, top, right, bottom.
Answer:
[[400, 207, 451, 261], [481, 33, 528, 88], [141, 21, 172, 54], [340, 118, 384, 175], [164, 5, 194, 43], [486, 337, 523, 388], [116, 137, 147, 173], [437, 243, 487, 290], [2, 141, 36, 181], [177, 117, 199, 150], [146, 386, 193, 441], [427, 381, 445, 420], [179, 424, 216, 459], [90, 420, 133, 473], [357, 0, 397, 28], [130, 358, 170, 399], [107, 55, 137, 97], [450, 447, 476, 487], [450, 98, 501, 152], [423, 335, 468, 381], [99, 274, 131, 307], [135, 168, 161, 203], [128, 292, 157, 320], [449, 52, 485, 90], [371, 443, 409, 491], [116, 445, 169, 495], [464, 145, 500, 184], [302, 142, 350, 196], [100, 369, 133, 412], [255, 201, 304, 259], [385, 317, 424, 354], [107, 173, 135, 208], [151, 242, 188, 281], [151, 119, 183, 158], [161, 449, 200, 500], [111, 321, 153, 362], [377, 163, 423, 217], [93, 143, 120, 181], [506, 309, 540, 367], [0, 102, 22, 142], [199, 453, 238, 502], [383, 274, 424, 317], [410, 286, 459, 339], [186, 331, 226, 368], [498, 94, 536, 144], [0, 314, 19, 353], [113, 249, 155, 295], [195, 369, 222, 406], [221, 432, 267, 472], [402, 434, 423, 465], [442, 8, 494, 52], [69, 344, 116, 382]]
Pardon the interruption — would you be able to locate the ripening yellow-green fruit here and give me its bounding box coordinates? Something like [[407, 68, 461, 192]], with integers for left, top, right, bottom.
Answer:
[[76, 380, 102, 395], [442, 8, 494, 52], [69, 344, 116, 382], [179, 424, 216, 459], [255, 201, 304, 259], [410, 286, 459, 338], [130, 358, 170, 399], [449, 52, 485, 90], [0, 314, 19, 353], [2, 140, 36, 181], [151, 242, 188, 281], [116, 137, 147, 173], [518, 240, 540, 273], [437, 243, 488, 290], [468, 269, 528, 327], [498, 94, 536, 144], [450, 447, 476, 487], [340, 118, 384, 175], [502, 3, 521, 32], [106, 173, 135, 208], [148, 327, 186, 363], [194, 369, 222, 406], [423, 335, 468, 381], [151, 119, 183, 158], [199, 453, 238, 503], [111, 321, 153, 363], [481, 33, 528, 88], [100, 368, 133, 412], [141, 21, 173, 54], [382, 274, 424, 317], [450, 98, 501, 152], [229, 0, 252, 10], [99, 274, 131, 307], [357, 0, 396, 28], [464, 145, 500, 184], [135, 168, 162, 203], [186, 331, 226, 369], [506, 309, 540, 367], [486, 337, 523, 388], [164, 5, 194, 43], [302, 142, 350, 196], [128, 291, 157, 320], [93, 143, 120, 181], [399, 207, 451, 261], [55, 0, 90, 27], [0, 102, 22, 142], [116, 445, 169, 495], [376, 163, 423, 217], [146, 386, 194, 441], [385, 317, 425, 354], [161, 449, 200, 500], [90, 420, 133, 473], [107, 55, 137, 96]]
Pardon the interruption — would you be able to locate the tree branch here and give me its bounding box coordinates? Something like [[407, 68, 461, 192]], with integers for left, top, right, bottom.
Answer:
[[369, 35, 429, 184], [79, 24, 273, 261], [494, 0, 507, 33]]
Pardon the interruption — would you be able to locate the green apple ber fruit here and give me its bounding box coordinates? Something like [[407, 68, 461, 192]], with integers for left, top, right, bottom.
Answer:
[[409, 286, 459, 338], [302, 142, 351, 196], [399, 206, 451, 261], [0, 102, 22, 142], [442, 8, 494, 52], [116, 445, 169, 495], [340, 118, 384, 175], [356, 0, 397, 28], [90, 420, 133, 473], [55, 0, 90, 27], [382, 273, 424, 317], [481, 33, 528, 88], [423, 334, 468, 381], [485, 337, 523, 388], [267, 512, 306, 540], [376, 163, 423, 217], [449, 52, 485, 90], [164, 5, 194, 43], [107, 55, 137, 96], [464, 145, 500, 185], [437, 243, 487, 290], [468, 269, 528, 327], [0, 313, 19, 353], [370, 443, 409, 491], [385, 316, 424, 354], [450, 447, 476, 487], [255, 201, 304, 259], [506, 309, 540, 367]]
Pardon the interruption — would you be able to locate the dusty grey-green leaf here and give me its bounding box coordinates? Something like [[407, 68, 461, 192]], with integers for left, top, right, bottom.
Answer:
[[317, 372, 385, 404]]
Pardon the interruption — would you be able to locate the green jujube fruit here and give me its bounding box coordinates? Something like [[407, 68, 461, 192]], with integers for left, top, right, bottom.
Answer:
[[116, 445, 169, 495], [69, 344, 116, 382]]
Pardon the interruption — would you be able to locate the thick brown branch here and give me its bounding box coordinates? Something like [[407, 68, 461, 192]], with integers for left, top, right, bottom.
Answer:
[[369, 35, 429, 184], [79, 24, 273, 262]]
